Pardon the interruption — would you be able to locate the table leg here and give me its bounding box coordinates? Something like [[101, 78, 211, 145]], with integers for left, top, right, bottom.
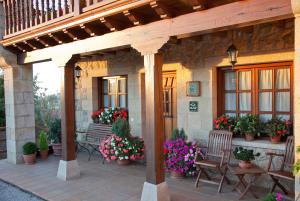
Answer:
[[238, 174, 259, 200]]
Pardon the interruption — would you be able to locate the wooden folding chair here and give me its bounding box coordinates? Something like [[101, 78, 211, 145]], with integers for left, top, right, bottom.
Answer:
[[267, 136, 294, 195], [194, 130, 233, 193]]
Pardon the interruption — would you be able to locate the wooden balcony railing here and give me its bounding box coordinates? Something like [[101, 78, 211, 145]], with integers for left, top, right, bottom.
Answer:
[[3, 0, 75, 36]]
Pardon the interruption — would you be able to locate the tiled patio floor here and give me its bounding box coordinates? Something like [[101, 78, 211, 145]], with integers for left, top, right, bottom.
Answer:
[[0, 152, 270, 201]]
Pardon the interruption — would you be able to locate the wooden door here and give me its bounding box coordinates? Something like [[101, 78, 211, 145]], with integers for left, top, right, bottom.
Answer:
[[162, 72, 177, 139]]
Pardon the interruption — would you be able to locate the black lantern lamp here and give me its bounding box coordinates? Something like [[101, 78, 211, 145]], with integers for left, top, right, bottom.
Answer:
[[75, 66, 82, 79], [227, 44, 238, 69]]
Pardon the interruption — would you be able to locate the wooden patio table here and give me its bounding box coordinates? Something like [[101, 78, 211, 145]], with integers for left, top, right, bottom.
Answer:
[[229, 165, 265, 200]]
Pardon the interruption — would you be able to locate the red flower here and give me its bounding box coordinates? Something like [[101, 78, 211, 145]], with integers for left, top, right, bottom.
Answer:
[[123, 149, 129, 153], [164, 148, 168, 154], [215, 125, 220, 129]]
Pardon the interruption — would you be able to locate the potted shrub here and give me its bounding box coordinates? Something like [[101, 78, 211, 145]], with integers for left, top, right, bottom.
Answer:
[[39, 131, 48, 159], [233, 147, 260, 169], [163, 136, 198, 179], [262, 193, 283, 201], [234, 114, 259, 141], [111, 116, 130, 138], [47, 118, 62, 156], [23, 142, 37, 165], [213, 114, 235, 131], [266, 118, 292, 144]]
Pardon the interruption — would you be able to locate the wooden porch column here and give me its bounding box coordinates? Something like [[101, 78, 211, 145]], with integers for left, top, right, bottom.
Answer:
[[52, 56, 80, 181], [132, 37, 170, 201], [293, 0, 300, 197]]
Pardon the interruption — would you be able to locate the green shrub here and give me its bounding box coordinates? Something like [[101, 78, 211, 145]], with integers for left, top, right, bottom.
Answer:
[[234, 114, 260, 135], [47, 118, 62, 143], [39, 131, 48, 151], [170, 128, 187, 140], [233, 147, 260, 162], [111, 117, 130, 138], [23, 142, 37, 155]]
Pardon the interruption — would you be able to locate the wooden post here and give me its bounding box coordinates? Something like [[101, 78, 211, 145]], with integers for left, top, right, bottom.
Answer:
[[60, 64, 76, 162], [73, 0, 82, 16], [144, 53, 164, 185]]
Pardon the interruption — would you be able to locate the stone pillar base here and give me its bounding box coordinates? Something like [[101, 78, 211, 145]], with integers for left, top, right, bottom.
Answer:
[[140, 182, 170, 201], [57, 160, 80, 181]]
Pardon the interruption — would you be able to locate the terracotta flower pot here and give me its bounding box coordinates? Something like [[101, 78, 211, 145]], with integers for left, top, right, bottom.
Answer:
[[23, 153, 36, 165], [117, 159, 130, 165], [40, 150, 48, 159], [170, 171, 184, 179], [270, 135, 281, 144], [52, 143, 62, 156], [239, 161, 253, 169], [244, 133, 255, 141]]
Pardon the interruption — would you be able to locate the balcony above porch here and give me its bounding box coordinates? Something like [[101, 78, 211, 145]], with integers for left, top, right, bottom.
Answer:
[[0, 0, 254, 54]]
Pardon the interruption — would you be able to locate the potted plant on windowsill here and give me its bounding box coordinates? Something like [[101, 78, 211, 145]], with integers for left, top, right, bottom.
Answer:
[[47, 118, 62, 156], [266, 118, 292, 144], [213, 114, 235, 132], [234, 114, 259, 141], [23, 142, 37, 165], [233, 147, 260, 169], [39, 131, 49, 159]]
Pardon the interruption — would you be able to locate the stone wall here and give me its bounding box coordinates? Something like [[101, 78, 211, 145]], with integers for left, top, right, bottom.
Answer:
[[0, 128, 6, 159]]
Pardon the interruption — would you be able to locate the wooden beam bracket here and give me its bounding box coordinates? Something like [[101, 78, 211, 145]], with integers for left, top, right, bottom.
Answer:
[[80, 24, 95, 37], [150, 1, 172, 19], [63, 29, 78, 41], [123, 10, 143, 26], [48, 33, 63, 44], [99, 17, 119, 32]]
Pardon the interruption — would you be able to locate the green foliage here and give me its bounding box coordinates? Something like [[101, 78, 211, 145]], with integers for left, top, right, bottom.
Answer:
[[111, 117, 130, 138], [170, 128, 187, 140], [47, 118, 62, 143], [22, 142, 37, 155], [266, 117, 292, 137], [293, 146, 300, 176], [233, 147, 260, 162], [262, 193, 277, 201], [233, 114, 259, 136], [39, 131, 48, 151], [0, 74, 5, 127]]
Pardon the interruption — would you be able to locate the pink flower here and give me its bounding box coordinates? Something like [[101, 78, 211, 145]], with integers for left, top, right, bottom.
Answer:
[[276, 193, 283, 201], [111, 156, 117, 160]]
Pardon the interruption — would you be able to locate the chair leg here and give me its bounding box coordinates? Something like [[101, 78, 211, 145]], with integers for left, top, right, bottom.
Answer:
[[195, 168, 203, 188], [275, 180, 289, 195], [202, 169, 211, 180], [218, 167, 228, 193]]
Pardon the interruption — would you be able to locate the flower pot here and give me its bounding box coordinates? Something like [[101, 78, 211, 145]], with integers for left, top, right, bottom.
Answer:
[[239, 161, 253, 169], [52, 143, 62, 156], [170, 171, 185, 179], [270, 136, 281, 144], [23, 153, 36, 165], [40, 150, 48, 159], [244, 133, 255, 141], [117, 159, 130, 165]]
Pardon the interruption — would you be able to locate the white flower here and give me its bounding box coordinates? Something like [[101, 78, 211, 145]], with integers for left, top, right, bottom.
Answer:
[[125, 156, 129, 159], [120, 157, 123, 160], [107, 120, 110, 123], [101, 112, 104, 115]]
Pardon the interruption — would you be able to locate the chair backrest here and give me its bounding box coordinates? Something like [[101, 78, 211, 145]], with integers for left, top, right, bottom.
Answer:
[[86, 123, 113, 144], [283, 136, 294, 168], [206, 130, 233, 160]]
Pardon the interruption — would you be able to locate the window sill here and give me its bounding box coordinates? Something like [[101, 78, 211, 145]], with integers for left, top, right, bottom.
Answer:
[[232, 138, 286, 151]]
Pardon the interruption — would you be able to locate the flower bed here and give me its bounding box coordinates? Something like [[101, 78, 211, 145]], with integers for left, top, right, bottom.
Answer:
[[91, 108, 128, 124]]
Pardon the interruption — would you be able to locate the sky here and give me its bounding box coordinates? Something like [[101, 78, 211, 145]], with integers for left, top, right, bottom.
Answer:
[[33, 61, 61, 95]]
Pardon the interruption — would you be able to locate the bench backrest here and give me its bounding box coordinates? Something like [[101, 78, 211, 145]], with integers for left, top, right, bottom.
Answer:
[[86, 123, 113, 144]]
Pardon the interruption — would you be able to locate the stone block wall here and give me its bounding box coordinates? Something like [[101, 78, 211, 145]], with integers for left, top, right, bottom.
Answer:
[[0, 128, 6, 159]]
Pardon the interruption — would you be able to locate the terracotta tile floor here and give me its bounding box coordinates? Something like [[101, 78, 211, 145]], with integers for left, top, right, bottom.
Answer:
[[0, 152, 270, 201]]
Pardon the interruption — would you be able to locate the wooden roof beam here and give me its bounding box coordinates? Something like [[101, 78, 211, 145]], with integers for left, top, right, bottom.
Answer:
[[80, 24, 95, 37], [123, 10, 143, 26], [63, 29, 78, 41], [179, 0, 207, 11], [35, 37, 49, 47], [23, 41, 37, 50], [150, 1, 172, 19], [48, 33, 63, 44], [99, 17, 119, 32], [13, 44, 26, 52]]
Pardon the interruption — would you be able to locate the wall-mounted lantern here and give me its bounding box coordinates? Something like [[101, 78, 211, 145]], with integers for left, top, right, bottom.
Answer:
[[227, 44, 238, 69], [75, 66, 82, 79]]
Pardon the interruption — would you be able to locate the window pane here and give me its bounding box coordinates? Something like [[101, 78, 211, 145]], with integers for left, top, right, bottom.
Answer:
[[239, 71, 251, 90], [119, 95, 126, 108], [104, 95, 109, 107], [260, 114, 272, 122], [277, 115, 290, 120], [239, 93, 251, 111], [118, 79, 127, 93], [110, 95, 116, 108], [276, 68, 290, 89], [225, 113, 236, 118], [225, 72, 236, 90], [276, 92, 290, 112], [109, 79, 117, 93], [259, 92, 272, 111], [259, 70, 272, 89], [103, 80, 108, 93], [225, 93, 236, 111]]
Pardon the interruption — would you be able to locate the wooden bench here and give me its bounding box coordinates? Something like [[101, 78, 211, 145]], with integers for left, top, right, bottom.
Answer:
[[77, 123, 113, 161]]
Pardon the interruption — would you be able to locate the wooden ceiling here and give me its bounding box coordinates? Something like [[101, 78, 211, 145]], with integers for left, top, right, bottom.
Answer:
[[2, 0, 240, 54]]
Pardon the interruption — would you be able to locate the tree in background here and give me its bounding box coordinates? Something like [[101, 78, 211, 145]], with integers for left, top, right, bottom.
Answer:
[[0, 74, 5, 127]]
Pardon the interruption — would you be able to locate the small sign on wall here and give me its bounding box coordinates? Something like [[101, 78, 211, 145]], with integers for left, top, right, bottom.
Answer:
[[189, 101, 198, 112], [186, 81, 201, 97]]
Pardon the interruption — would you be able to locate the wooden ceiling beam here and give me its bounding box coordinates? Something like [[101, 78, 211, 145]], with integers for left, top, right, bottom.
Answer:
[[63, 29, 78, 41], [80, 24, 95, 37], [23, 41, 37, 50], [123, 10, 143, 26], [13, 43, 26, 52], [48, 33, 63, 44], [35, 37, 49, 47], [150, 1, 172, 19], [99, 17, 119, 32], [179, 0, 207, 11]]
